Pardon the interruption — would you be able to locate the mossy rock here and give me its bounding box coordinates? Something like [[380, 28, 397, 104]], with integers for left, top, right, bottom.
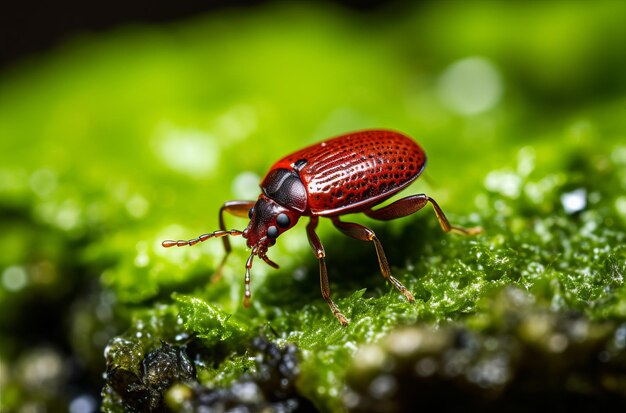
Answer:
[[1, 2, 626, 412]]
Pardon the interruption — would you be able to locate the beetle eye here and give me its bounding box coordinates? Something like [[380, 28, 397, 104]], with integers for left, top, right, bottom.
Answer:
[[276, 213, 290, 228], [267, 226, 279, 239], [248, 207, 254, 219]]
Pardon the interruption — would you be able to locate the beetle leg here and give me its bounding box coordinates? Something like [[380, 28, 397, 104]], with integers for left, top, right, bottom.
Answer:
[[219, 200, 257, 252], [215, 200, 257, 280], [331, 217, 415, 303], [306, 217, 349, 326], [243, 246, 258, 308], [364, 194, 482, 235]]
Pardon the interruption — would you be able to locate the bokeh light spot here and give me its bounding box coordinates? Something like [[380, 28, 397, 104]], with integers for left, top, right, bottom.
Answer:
[[69, 395, 97, 413], [126, 194, 149, 219], [232, 172, 261, 200], [437, 56, 503, 115], [154, 124, 219, 178], [561, 188, 587, 214], [29, 169, 57, 197], [2, 265, 28, 291], [214, 105, 258, 144]]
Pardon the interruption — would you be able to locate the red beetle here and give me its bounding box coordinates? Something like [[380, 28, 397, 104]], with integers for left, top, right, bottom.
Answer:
[[163, 130, 481, 325]]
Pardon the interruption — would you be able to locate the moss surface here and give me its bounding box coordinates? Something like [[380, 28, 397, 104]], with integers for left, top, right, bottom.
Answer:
[[1, 1, 625, 412]]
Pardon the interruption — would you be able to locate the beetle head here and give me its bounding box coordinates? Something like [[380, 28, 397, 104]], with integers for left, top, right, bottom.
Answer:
[[162, 167, 308, 309], [243, 194, 300, 251]]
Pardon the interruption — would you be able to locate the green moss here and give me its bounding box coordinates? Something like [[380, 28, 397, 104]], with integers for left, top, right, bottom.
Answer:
[[1, 1, 626, 412], [344, 289, 626, 412]]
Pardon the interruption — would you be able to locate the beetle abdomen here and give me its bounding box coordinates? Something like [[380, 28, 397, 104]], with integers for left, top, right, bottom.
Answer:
[[268, 130, 426, 215]]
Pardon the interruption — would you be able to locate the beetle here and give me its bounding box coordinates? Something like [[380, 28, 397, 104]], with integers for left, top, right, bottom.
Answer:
[[163, 129, 482, 325]]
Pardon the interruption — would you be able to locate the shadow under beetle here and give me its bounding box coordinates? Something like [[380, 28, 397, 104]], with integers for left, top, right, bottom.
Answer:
[[163, 129, 482, 325]]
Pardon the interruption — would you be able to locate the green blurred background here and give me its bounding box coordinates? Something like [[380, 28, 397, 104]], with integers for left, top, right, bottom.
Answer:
[[1, 1, 626, 412]]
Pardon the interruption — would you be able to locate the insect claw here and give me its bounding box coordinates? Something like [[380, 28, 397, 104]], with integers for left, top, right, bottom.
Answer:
[[467, 226, 484, 235], [451, 225, 483, 236], [262, 255, 279, 269], [403, 289, 415, 303], [335, 312, 350, 326], [256, 243, 280, 269]]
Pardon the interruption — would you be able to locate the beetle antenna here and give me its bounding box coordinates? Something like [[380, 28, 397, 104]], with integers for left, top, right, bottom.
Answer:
[[162, 229, 243, 248]]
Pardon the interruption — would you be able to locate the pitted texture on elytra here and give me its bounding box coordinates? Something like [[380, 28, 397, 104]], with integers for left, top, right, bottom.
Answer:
[[267, 130, 426, 215]]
